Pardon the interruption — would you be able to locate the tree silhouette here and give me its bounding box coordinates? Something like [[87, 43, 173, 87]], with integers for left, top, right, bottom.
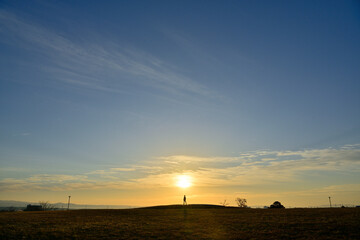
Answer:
[[269, 201, 285, 208], [235, 198, 247, 208], [220, 199, 229, 207], [39, 201, 55, 211]]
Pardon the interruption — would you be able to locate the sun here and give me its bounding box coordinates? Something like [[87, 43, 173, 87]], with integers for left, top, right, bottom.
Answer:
[[176, 175, 192, 188]]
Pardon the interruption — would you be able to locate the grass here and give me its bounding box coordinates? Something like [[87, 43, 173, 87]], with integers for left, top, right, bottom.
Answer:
[[1, 205, 359, 239]]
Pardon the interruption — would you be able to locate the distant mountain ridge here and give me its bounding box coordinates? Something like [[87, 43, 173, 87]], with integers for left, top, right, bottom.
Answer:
[[0, 200, 136, 209]]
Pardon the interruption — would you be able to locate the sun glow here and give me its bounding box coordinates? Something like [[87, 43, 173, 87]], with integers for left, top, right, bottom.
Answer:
[[176, 175, 192, 188]]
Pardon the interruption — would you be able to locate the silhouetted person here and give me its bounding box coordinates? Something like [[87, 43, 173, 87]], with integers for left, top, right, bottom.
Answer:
[[183, 195, 187, 205]]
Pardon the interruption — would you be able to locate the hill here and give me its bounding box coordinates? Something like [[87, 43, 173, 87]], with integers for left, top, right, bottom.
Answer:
[[0, 200, 135, 210], [0, 206, 359, 239], [138, 204, 232, 209]]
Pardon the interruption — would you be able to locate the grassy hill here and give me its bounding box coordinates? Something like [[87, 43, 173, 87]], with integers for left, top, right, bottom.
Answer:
[[139, 204, 231, 209], [0, 200, 135, 210], [0, 205, 359, 239]]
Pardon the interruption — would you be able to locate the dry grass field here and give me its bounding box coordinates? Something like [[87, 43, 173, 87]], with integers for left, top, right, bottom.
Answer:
[[0, 205, 359, 239]]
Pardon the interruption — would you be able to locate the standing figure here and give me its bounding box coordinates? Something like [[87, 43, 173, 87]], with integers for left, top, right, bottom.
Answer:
[[183, 195, 187, 205]]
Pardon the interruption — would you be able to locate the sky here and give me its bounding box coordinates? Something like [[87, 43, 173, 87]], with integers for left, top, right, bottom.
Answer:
[[0, 0, 359, 208]]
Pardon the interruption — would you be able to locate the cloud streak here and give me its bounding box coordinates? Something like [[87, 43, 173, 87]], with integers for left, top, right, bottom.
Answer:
[[1, 145, 359, 192], [0, 10, 214, 98]]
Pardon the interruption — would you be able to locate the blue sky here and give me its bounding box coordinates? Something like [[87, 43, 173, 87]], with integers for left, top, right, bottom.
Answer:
[[0, 0, 360, 207]]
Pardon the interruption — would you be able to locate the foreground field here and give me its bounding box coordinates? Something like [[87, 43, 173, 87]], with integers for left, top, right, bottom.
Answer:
[[1, 205, 359, 239]]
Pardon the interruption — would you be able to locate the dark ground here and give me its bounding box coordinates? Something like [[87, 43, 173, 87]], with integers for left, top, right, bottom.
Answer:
[[1, 205, 359, 239]]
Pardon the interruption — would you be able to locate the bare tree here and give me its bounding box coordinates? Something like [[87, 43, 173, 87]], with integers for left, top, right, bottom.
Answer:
[[39, 201, 55, 211], [235, 197, 248, 208], [220, 199, 229, 207]]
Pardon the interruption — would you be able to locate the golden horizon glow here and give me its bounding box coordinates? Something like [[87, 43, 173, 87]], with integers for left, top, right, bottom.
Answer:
[[176, 175, 192, 188]]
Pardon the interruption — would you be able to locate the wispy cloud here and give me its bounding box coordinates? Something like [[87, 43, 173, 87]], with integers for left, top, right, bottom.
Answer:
[[0, 174, 90, 191], [1, 145, 359, 192], [87, 168, 136, 175], [0, 10, 215, 98]]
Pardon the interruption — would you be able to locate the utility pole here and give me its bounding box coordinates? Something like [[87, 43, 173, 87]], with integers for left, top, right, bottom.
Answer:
[[328, 196, 332, 208], [67, 196, 71, 210]]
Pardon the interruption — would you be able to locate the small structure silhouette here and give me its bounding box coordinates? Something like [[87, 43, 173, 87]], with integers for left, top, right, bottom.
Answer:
[[183, 195, 187, 205], [24, 204, 43, 211], [269, 201, 285, 209]]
